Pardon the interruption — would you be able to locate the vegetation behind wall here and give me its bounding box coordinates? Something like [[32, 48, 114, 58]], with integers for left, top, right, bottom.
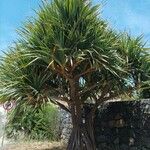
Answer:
[[5, 102, 60, 141]]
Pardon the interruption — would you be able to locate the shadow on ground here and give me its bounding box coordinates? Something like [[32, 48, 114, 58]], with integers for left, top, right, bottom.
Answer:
[[43, 146, 66, 150]]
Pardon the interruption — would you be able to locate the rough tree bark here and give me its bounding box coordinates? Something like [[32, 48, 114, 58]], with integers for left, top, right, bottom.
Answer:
[[66, 79, 97, 150], [67, 105, 96, 150]]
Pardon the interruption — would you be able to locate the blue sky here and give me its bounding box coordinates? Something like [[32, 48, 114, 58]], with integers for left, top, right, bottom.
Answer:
[[0, 0, 150, 54]]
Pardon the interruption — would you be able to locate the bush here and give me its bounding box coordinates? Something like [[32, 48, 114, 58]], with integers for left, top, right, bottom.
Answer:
[[6, 102, 60, 141]]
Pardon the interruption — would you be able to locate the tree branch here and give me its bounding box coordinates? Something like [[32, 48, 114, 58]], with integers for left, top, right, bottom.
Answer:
[[74, 68, 96, 79], [79, 83, 98, 96], [50, 96, 70, 102], [70, 60, 83, 72], [50, 98, 71, 113]]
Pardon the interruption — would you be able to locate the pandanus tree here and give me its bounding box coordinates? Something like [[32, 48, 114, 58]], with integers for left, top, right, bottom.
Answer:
[[0, 0, 150, 149], [119, 34, 150, 98]]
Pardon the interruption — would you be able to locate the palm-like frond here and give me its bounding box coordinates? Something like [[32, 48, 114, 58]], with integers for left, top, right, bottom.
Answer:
[[18, 0, 124, 78], [0, 0, 149, 107], [0, 46, 61, 106]]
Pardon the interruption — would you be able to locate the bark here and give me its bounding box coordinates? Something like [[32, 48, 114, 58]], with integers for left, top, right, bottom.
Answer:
[[67, 78, 96, 150], [67, 107, 96, 150]]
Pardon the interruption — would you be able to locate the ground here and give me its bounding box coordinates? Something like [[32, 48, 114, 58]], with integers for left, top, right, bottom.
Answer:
[[2, 141, 66, 150]]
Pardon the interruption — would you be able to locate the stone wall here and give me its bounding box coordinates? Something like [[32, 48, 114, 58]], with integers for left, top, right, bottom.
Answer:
[[0, 106, 6, 137], [59, 109, 72, 143], [60, 99, 150, 150], [95, 100, 150, 150]]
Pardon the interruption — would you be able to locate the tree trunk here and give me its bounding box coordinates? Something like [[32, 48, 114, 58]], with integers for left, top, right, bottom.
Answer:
[[67, 107, 96, 150], [67, 79, 96, 150]]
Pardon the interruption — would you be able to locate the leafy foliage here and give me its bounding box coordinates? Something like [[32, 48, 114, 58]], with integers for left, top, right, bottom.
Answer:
[[0, 0, 149, 149], [0, 0, 136, 105], [6, 102, 60, 141], [119, 34, 150, 98]]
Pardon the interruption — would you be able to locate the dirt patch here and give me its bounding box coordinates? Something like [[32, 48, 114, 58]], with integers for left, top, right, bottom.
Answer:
[[2, 141, 66, 150]]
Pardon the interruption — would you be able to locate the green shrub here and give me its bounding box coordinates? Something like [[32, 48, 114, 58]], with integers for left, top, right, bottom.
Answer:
[[6, 102, 60, 141]]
